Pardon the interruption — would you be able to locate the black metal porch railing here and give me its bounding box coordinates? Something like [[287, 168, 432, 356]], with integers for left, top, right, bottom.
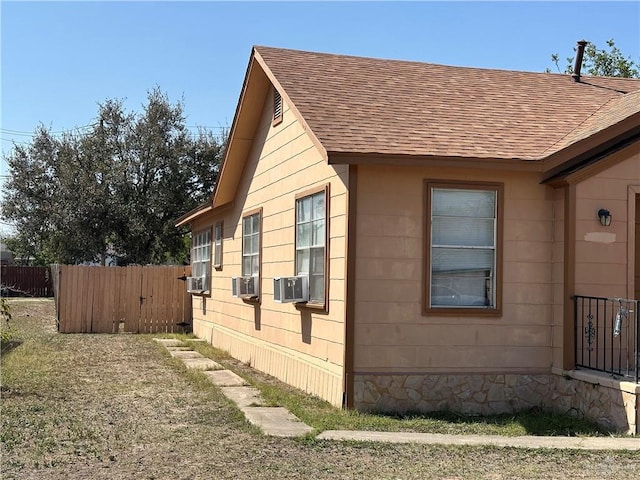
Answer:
[[574, 295, 639, 383]]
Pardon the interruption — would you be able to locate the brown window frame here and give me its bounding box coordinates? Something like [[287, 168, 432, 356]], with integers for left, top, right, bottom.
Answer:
[[241, 208, 263, 302], [295, 184, 330, 313], [214, 220, 223, 270], [424, 180, 503, 316], [272, 87, 283, 126]]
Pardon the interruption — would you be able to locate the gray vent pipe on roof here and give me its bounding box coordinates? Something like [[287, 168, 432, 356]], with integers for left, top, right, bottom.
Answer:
[[571, 40, 588, 82]]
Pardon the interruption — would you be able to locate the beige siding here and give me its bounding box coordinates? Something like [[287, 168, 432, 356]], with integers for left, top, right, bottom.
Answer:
[[353, 165, 554, 373], [551, 188, 565, 369], [192, 90, 348, 406], [574, 145, 640, 299]]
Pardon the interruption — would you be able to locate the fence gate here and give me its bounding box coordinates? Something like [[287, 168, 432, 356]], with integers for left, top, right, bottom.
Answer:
[[53, 265, 192, 334]]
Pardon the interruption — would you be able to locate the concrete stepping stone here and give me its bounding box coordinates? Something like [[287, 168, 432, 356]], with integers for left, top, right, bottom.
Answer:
[[153, 339, 185, 347], [165, 346, 194, 351], [169, 350, 204, 359], [243, 407, 313, 437], [181, 357, 223, 371], [220, 386, 262, 407], [203, 370, 248, 387]]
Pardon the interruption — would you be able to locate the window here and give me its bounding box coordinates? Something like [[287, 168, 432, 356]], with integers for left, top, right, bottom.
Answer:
[[296, 187, 328, 306], [242, 211, 261, 278], [426, 181, 502, 313], [214, 221, 223, 269], [272, 87, 283, 125], [191, 229, 211, 293]]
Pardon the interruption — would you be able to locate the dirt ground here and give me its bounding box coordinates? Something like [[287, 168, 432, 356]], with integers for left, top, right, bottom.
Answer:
[[1, 300, 639, 480]]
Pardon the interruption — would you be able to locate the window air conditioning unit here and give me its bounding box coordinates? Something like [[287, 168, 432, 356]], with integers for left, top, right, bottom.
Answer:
[[186, 276, 208, 293], [273, 276, 309, 303], [231, 276, 259, 299]]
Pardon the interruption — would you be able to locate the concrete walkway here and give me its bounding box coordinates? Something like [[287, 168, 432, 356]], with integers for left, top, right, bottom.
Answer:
[[154, 338, 313, 437], [154, 339, 639, 450], [317, 430, 640, 450]]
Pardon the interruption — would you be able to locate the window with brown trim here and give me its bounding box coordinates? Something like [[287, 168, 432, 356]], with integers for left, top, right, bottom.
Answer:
[[272, 87, 283, 126], [425, 181, 502, 314], [242, 211, 261, 278], [189, 228, 211, 294], [295, 186, 329, 308], [213, 221, 223, 269]]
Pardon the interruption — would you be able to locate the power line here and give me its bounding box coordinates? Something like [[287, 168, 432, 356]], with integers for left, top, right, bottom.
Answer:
[[1, 134, 224, 146], [1, 137, 31, 145], [0, 124, 96, 135], [0, 130, 36, 137], [0, 124, 229, 152], [1, 124, 228, 133], [185, 125, 229, 130]]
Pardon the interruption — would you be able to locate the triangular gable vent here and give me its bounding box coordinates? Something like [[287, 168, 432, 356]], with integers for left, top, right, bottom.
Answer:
[[273, 87, 283, 125]]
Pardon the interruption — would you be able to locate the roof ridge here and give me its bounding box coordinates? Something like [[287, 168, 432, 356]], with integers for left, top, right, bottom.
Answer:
[[254, 45, 640, 80], [253, 45, 558, 77]]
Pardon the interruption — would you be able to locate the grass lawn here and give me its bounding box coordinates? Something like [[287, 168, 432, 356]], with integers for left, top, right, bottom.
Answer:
[[1, 299, 639, 480], [182, 338, 611, 438]]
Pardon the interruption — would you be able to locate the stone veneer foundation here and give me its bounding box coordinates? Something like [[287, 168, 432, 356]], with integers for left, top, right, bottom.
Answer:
[[354, 371, 639, 434]]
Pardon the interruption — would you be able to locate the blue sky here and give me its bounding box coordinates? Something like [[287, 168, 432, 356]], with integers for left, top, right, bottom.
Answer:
[[1, 1, 639, 185]]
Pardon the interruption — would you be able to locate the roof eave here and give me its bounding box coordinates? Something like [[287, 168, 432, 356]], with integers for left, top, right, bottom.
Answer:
[[210, 48, 268, 210], [208, 47, 329, 212], [175, 203, 213, 227], [327, 151, 543, 172]]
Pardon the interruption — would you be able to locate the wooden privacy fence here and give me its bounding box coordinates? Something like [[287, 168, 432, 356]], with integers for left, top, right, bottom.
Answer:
[[1, 265, 54, 297], [52, 265, 192, 334]]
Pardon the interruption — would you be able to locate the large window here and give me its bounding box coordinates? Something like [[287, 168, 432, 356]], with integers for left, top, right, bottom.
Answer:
[[191, 229, 211, 293], [242, 211, 261, 277], [426, 181, 502, 313], [296, 187, 328, 306]]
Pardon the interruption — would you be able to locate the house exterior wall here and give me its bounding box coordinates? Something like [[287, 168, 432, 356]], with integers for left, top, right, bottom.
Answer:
[[551, 188, 565, 370], [573, 144, 640, 300], [352, 164, 557, 413], [351, 150, 639, 433], [191, 91, 349, 406], [353, 165, 554, 374], [569, 145, 639, 427]]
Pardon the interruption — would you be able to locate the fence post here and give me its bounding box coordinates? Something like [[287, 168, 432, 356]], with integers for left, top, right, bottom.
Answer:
[[50, 264, 61, 330]]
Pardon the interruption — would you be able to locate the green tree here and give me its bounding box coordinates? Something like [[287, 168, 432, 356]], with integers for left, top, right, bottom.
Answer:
[[548, 39, 639, 78], [1, 127, 70, 264], [1, 88, 223, 265]]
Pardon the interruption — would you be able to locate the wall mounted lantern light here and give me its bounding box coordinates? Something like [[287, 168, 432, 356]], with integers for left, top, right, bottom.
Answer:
[[597, 209, 612, 226]]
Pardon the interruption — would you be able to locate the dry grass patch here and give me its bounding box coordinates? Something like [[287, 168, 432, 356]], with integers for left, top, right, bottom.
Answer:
[[1, 300, 639, 480], [182, 335, 610, 437]]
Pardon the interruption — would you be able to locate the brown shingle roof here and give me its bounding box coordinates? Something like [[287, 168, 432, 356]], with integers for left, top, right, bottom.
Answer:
[[254, 46, 640, 161], [545, 89, 640, 153]]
